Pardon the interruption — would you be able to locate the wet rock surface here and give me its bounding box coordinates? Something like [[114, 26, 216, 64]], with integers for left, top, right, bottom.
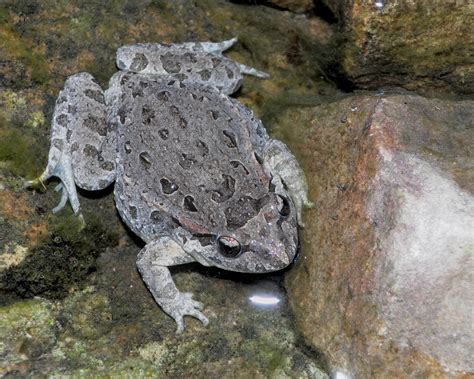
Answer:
[[320, 0, 474, 95], [281, 94, 474, 378]]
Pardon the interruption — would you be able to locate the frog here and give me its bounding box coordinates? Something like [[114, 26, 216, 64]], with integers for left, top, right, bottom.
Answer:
[[29, 38, 313, 333]]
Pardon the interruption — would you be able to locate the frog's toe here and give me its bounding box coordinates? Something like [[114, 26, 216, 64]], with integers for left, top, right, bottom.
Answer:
[[237, 63, 270, 79], [168, 292, 209, 333], [24, 173, 48, 191], [52, 183, 68, 214]]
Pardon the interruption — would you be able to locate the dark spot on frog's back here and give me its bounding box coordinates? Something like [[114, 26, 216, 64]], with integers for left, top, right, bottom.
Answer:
[[184, 196, 198, 212], [160, 52, 182, 74], [118, 107, 127, 124], [83, 115, 107, 136], [84, 89, 105, 104], [160, 178, 178, 194], [179, 153, 197, 169], [156, 91, 170, 102], [124, 141, 132, 154], [198, 69, 211, 81], [158, 129, 169, 140], [142, 105, 155, 124], [56, 114, 68, 127], [101, 161, 115, 171], [130, 53, 149, 72], [196, 140, 209, 156], [150, 210, 163, 223], [230, 160, 249, 175], [83, 144, 99, 157], [208, 110, 219, 120], [211, 174, 235, 203], [211, 57, 221, 68], [139, 151, 152, 168], [68, 105, 77, 114], [224, 196, 259, 229], [222, 130, 237, 148], [183, 52, 197, 63], [225, 67, 234, 79]]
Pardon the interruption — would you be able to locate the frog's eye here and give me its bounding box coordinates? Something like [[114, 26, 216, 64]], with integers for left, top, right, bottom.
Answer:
[[277, 195, 291, 217], [217, 236, 241, 258]]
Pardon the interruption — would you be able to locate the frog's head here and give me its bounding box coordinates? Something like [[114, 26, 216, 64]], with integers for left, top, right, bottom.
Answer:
[[187, 192, 298, 273]]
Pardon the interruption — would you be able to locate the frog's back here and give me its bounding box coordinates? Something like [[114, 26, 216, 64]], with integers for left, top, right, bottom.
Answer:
[[113, 73, 270, 241]]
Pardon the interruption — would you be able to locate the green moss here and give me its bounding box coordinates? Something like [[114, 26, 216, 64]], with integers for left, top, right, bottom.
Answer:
[[0, 125, 44, 178], [0, 7, 49, 86], [0, 211, 119, 299], [0, 6, 9, 23], [0, 299, 57, 361]]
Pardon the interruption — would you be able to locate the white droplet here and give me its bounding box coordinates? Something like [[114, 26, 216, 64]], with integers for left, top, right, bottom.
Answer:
[[249, 294, 280, 305]]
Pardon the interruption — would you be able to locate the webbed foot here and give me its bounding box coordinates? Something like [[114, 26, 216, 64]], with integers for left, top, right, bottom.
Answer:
[[27, 155, 84, 222], [159, 292, 209, 334]]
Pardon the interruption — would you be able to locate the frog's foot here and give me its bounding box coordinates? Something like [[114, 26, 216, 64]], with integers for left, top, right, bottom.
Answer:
[[159, 292, 209, 334], [52, 183, 85, 227], [28, 155, 84, 221], [136, 235, 210, 332]]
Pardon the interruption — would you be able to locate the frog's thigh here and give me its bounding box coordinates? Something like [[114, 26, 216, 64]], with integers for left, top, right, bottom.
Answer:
[[263, 139, 313, 225], [136, 236, 209, 333], [60, 73, 117, 191]]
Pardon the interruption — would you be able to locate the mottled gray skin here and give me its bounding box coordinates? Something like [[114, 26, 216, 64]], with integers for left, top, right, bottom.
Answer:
[[31, 38, 312, 332]]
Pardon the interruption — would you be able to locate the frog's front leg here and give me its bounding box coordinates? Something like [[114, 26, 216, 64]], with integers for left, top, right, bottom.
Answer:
[[136, 232, 210, 333], [28, 72, 116, 218], [263, 139, 314, 227]]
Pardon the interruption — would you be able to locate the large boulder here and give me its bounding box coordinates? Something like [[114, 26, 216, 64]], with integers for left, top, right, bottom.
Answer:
[[320, 1, 474, 94], [282, 94, 474, 378]]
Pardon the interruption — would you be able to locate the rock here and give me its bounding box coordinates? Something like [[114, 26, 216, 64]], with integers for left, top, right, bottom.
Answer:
[[267, 0, 314, 13], [320, 0, 474, 94], [0, 299, 58, 375], [282, 94, 474, 378]]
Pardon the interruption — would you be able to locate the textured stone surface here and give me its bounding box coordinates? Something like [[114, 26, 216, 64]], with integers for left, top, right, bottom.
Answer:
[[282, 94, 474, 378], [321, 0, 474, 94]]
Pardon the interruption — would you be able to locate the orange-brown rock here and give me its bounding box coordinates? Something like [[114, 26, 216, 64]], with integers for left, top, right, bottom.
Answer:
[[320, 1, 474, 94], [282, 94, 474, 378]]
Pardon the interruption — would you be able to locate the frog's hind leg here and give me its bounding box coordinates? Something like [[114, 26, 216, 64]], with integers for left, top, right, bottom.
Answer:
[[28, 123, 82, 219], [28, 72, 116, 219], [136, 232, 210, 333]]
